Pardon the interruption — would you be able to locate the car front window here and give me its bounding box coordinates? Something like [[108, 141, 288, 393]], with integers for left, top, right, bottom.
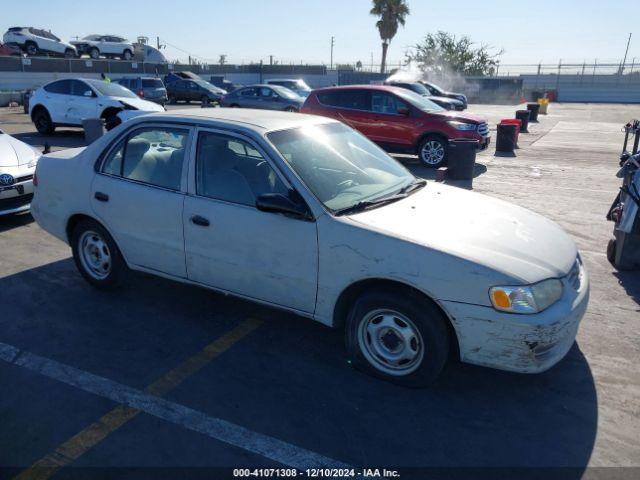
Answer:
[[86, 80, 138, 98], [267, 123, 415, 213]]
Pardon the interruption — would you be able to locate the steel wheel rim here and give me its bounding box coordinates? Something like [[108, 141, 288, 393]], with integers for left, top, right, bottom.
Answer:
[[357, 309, 424, 376], [421, 140, 445, 165], [78, 230, 111, 280]]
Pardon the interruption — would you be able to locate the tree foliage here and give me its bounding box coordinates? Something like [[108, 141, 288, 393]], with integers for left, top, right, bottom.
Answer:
[[406, 31, 503, 76], [370, 0, 410, 73]]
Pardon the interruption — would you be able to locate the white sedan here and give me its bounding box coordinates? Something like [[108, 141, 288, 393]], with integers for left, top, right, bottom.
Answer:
[[31, 109, 589, 386], [0, 129, 40, 215], [29, 78, 164, 134]]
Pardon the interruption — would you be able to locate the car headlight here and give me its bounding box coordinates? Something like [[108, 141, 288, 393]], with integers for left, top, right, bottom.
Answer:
[[447, 121, 476, 131], [489, 279, 563, 314]]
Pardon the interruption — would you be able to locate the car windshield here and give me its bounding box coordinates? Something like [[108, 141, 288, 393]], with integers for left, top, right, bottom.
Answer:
[[425, 82, 445, 95], [271, 85, 301, 99], [195, 80, 225, 93], [86, 79, 137, 98], [393, 88, 444, 112], [268, 122, 416, 213], [405, 83, 430, 96]]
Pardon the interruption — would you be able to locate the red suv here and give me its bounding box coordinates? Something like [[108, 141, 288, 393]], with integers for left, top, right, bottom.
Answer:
[[301, 85, 490, 167]]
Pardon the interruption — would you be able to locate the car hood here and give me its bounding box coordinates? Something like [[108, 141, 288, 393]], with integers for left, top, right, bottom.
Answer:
[[428, 95, 463, 106], [0, 134, 39, 167], [112, 96, 165, 112], [345, 183, 577, 284], [433, 109, 486, 124]]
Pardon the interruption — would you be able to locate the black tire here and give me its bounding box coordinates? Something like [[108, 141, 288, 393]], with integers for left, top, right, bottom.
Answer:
[[123, 49, 133, 61], [64, 48, 75, 58], [25, 42, 38, 56], [230, 104, 240, 108], [33, 108, 55, 134], [607, 239, 617, 267], [345, 288, 449, 387], [201, 95, 210, 104], [285, 106, 298, 112], [104, 114, 121, 131], [417, 135, 448, 168], [71, 219, 127, 290], [168, 94, 177, 105], [89, 47, 100, 59]]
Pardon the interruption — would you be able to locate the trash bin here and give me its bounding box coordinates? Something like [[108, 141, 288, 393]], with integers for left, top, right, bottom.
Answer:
[[496, 123, 518, 153], [82, 118, 105, 144], [448, 139, 479, 180], [515, 110, 531, 133], [537, 97, 549, 115], [500, 119, 522, 146], [526, 102, 540, 122]]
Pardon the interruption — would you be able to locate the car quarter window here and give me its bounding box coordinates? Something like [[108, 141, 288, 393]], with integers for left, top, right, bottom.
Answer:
[[101, 127, 189, 191], [195, 132, 288, 207], [44, 80, 72, 95], [371, 92, 408, 114]]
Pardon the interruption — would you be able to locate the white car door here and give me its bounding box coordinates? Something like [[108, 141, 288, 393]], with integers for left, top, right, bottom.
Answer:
[[183, 129, 318, 313], [90, 124, 191, 277], [41, 80, 73, 123], [67, 80, 98, 125]]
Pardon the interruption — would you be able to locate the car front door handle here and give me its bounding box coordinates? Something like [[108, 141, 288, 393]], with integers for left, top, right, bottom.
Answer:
[[190, 215, 210, 227], [94, 191, 109, 202]]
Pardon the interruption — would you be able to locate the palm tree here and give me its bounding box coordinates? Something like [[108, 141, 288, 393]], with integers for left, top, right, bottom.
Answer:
[[370, 0, 410, 74]]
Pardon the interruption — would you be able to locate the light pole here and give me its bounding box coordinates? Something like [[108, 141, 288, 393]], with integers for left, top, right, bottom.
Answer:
[[330, 36, 335, 69]]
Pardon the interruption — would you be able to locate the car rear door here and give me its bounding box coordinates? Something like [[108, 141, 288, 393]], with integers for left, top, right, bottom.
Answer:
[[42, 80, 73, 123], [237, 87, 259, 108], [182, 128, 318, 313], [90, 124, 191, 277], [331, 90, 374, 135]]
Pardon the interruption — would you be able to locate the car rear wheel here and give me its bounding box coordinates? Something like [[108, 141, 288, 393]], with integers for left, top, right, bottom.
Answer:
[[71, 219, 127, 289], [33, 108, 55, 134], [168, 94, 177, 105], [89, 47, 100, 59], [418, 135, 448, 168], [25, 42, 38, 56], [123, 49, 133, 60], [346, 288, 449, 387]]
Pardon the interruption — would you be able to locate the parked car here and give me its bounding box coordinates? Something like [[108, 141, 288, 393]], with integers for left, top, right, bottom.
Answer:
[[116, 77, 168, 106], [30, 109, 589, 386], [265, 79, 312, 98], [71, 35, 134, 60], [385, 81, 465, 111], [0, 129, 40, 215], [420, 80, 468, 109], [301, 85, 489, 167], [210, 76, 242, 92], [166, 79, 226, 105], [29, 78, 164, 134], [0, 42, 22, 56], [3, 27, 76, 57], [220, 85, 304, 111]]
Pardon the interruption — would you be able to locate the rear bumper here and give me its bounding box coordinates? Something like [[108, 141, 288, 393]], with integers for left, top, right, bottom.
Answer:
[[441, 264, 589, 374]]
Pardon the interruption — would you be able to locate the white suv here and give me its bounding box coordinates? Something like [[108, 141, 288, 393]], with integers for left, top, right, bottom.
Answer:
[[71, 35, 134, 60], [3, 27, 76, 57], [29, 78, 164, 134]]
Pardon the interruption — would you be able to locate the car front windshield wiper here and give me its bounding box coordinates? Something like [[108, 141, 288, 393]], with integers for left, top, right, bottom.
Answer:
[[396, 179, 426, 196]]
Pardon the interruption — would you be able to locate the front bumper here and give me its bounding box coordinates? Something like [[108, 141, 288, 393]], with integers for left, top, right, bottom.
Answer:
[[441, 260, 589, 374], [0, 179, 34, 215]]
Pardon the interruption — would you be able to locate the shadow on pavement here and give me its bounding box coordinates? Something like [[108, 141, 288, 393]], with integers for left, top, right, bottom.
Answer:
[[0, 212, 34, 233], [12, 130, 86, 150], [0, 258, 598, 477], [613, 270, 640, 307]]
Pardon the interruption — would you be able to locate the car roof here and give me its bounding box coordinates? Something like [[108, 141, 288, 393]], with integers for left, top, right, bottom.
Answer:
[[137, 108, 338, 133], [312, 84, 410, 94], [266, 79, 302, 82]]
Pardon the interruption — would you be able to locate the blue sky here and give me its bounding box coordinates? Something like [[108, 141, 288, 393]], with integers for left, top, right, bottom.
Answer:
[[6, 0, 639, 66]]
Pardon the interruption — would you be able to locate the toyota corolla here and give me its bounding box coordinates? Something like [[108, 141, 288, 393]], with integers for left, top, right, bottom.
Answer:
[[30, 109, 589, 386]]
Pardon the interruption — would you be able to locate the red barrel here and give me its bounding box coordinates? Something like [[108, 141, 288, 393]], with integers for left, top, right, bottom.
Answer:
[[500, 119, 522, 146]]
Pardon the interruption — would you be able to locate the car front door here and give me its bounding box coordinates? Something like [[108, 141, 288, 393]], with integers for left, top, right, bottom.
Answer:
[[90, 124, 191, 277], [67, 80, 98, 124], [367, 91, 415, 148], [183, 129, 318, 313]]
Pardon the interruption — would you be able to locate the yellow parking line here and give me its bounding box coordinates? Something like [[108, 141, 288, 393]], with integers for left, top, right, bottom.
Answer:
[[13, 318, 262, 480]]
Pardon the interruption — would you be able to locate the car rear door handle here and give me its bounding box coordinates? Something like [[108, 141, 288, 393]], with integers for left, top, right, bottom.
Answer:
[[190, 215, 210, 227], [94, 191, 109, 202]]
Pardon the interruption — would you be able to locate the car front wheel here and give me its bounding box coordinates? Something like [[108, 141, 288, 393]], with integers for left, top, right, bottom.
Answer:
[[89, 47, 100, 59], [418, 135, 448, 168], [123, 49, 133, 60], [346, 288, 449, 387], [25, 42, 38, 56], [71, 219, 127, 289]]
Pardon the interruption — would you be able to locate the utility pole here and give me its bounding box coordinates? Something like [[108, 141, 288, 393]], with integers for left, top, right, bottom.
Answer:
[[621, 32, 632, 74], [270, 55, 273, 66], [157, 36, 160, 49], [330, 36, 335, 69]]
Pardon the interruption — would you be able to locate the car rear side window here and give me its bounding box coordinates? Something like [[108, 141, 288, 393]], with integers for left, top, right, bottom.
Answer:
[[318, 90, 369, 111], [195, 132, 288, 207], [142, 79, 163, 88], [44, 80, 72, 95], [101, 127, 189, 191]]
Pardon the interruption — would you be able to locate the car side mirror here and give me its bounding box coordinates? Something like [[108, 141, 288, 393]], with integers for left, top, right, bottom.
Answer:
[[397, 107, 410, 116], [84, 90, 93, 97], [256, 193, 311, 220]]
